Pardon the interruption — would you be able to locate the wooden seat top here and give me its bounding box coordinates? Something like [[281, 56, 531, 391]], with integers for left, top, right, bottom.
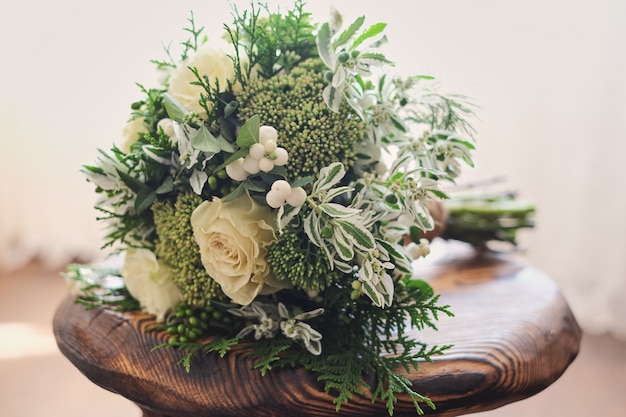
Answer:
[[53, 247, 581, 417]]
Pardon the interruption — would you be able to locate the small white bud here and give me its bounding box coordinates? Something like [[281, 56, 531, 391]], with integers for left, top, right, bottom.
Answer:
[[259, 157, 275, 172], [225, 158, 248, 181], [157, 118, 175, 138], [263, 139, 277, 153], [259, 125, 278, 144], [286, 187, 307, 207], [249, 143, 266, 160], [374, 161, 387, 175], [242, 155, 261, 174], [266, 190, 286, 208], [271, 180, 292, 198], [273, 147, 289, 166]]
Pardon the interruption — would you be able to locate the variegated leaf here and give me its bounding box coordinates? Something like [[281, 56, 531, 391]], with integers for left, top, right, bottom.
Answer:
[[361, 280, 383, 307], [335, 219, 376, 251], [333, 15, 365, 49], [331, 226, 355, 261], [304, 212, 323, 248], [320, 203, 360, 218], [314, 162, 346, 193], [315, 22, 336, 69]]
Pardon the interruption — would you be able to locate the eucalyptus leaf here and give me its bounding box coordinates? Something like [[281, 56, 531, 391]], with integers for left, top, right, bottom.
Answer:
[[191, 126, 221, 153], [222, 182, 246, 202], [236, 115, 260, 147], [219, 118, 235, 142], [291, 176, 313, 188], [216, 135, 235, 152], [214, 148, 249, 172], [134, 188, 156, 213], [162, 93, 188, 123], [155, 176, 174, 194], [116, 169, 145, 194]]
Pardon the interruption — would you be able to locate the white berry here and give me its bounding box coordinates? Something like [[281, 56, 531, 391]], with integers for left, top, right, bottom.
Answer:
[[225, 158, 248, 181], [242, 155, 261, 174], [249, 143, 266, 160], [273, 147, 289, 166], [286, 187, 307, 207], [263, 139, 277, 153], [266, 190, 286, 208], [259, 125, 278, 144], [271, 180, 292, 197], [259, 157, 275, 172]]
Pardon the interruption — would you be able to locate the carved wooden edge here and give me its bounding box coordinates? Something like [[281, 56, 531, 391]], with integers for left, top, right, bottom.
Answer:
[[53, 253, 581, 417]]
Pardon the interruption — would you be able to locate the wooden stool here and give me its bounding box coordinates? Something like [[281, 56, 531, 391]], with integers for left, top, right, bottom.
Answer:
[[53, 249, 581, 417]]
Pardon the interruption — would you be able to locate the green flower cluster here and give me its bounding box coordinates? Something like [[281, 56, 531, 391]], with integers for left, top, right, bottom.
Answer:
[[152, 193, 226, 307], [266, 226, 343, 292], [237, 59, 367, 179]]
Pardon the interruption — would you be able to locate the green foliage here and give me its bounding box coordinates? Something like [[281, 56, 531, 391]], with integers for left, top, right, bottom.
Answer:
[[225, 0, 317, 82], [237, 59, 367, 179], [150, 11, 206, 71], [443, 191, 536, 248], [245, 337, 294, 375], [63, 264, 140, 312], [266, 227, 342, 291], [152, 193, 227, 306], [82, 147, 158, 250], [409, 89, 477, 139]]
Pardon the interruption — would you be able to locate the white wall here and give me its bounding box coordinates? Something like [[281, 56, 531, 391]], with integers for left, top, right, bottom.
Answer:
[[1, 0, 625, 337]]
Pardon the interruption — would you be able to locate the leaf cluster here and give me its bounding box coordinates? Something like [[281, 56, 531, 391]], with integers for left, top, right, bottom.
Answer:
[[225, 0, 317, 82]]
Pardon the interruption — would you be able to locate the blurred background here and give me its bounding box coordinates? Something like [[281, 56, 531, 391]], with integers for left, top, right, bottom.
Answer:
[[1, 0, 625, 415]]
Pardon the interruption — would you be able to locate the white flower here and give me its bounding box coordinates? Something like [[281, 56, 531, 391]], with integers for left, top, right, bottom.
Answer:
[[119, 116, 148, 154], [229, 302, 280, 340], [120, 248, 183, 321], [407, 238, 431, 259], [229, 302, 324, 355], [172, 122, 201, 170], [191, 192, 290, 305], [167, 41, 239, 118], [278, 303, 324, 355], [157, 118, 176, 138]]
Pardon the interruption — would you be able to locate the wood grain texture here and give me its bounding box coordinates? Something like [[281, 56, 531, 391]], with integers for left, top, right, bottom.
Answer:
[[53, 250, 581, 417]]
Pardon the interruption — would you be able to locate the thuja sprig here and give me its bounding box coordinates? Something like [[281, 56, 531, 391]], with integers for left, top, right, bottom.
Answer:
[[151, 11, 206, 71], [225, 0, 317, 83]]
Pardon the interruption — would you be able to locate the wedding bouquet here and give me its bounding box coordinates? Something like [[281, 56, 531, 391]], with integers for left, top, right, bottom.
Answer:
[[67, 1, 477, 414]]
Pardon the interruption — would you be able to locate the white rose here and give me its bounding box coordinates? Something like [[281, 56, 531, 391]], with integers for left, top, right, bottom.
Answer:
[[120, 116, 148, 154], [167, 41, 238, 118], [191, 192, 289, 305], [120, 248, 183, 321]]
